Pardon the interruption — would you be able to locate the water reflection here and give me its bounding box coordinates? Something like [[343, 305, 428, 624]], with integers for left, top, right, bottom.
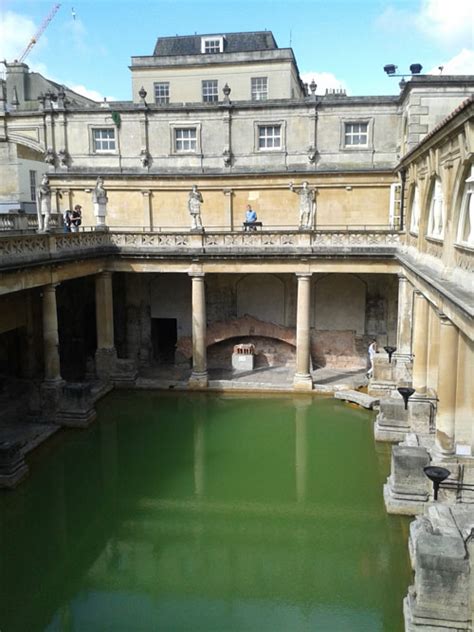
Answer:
[[0, 392, 411, 631]]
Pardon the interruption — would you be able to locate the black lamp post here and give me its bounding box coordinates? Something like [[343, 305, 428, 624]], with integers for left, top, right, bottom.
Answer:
[[424, 466, 451, 501], [384, 345, 397, 363], [397, 386, 415, 410]]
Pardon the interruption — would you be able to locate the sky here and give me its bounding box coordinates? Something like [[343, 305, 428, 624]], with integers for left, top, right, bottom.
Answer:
[[1, 0, 473, 101]]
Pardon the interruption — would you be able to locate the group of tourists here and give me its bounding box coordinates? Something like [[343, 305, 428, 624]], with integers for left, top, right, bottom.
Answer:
[[63, 205, 82, 232]]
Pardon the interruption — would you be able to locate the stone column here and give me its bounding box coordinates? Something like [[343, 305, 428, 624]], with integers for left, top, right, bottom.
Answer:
[[395, 274, 413, 357], [95, 271, 117, 378], [189, 273, 208, 388], [435, 314, 459, 457], [42, 284, 62, 382], [293, 274, 313, 391], [141, 190, 153, 230], [412, 291, 429, 394]]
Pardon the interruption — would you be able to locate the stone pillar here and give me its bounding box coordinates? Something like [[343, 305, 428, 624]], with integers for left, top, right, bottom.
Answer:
[[189, 273, 208, 388], [435, 314, 459, 457], [141, 190, 153, 230], [293, 274, 313, 391], [412, 291, 429, 394], [394, 274, 414, 382], [42, 284, 62, 382], [223, 188, 233, 230], [95, 271, 117, 378], [426, 305, 440, 391]]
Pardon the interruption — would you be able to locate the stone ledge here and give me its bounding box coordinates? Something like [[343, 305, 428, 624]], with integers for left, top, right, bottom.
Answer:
[[334, 389, 379, 409]]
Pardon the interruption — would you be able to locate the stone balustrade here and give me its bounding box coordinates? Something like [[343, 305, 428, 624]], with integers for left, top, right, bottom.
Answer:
[[0, 213, 61, 233], [0, 228, 402, 268]]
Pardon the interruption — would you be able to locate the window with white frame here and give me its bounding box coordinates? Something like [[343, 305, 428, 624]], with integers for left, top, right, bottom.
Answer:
[[174, 127, 197, 152], [410, 185, 420, 234], [92, 128, 116, 152], [29, 170, 37, 202], [258, 125, 281, 150], [344, 122, 368, 147], [456, 165, 474, 247], [202, 80, 218, 103], [154, 82, 169, 104], [427, 177, 445, 239], [251, 77, 268, 101], [201, 36, 224, 54]]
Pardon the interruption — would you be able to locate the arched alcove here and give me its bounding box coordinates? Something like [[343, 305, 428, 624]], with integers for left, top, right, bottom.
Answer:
[[236, 274, 285, 324]]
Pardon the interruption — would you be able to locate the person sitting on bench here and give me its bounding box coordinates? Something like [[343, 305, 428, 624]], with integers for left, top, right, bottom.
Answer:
[[244, 205, 258, 231]]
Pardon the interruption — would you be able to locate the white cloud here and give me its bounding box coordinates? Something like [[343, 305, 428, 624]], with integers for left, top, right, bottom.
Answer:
[[70, 84, 117, 103], [0, 10, 38, 62], [300, 72, 349, 95], [428, 49, 474, 75], [416, 0, 473, 46], [375, 0, 473, 48]]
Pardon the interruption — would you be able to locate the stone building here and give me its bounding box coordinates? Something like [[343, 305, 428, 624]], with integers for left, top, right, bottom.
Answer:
[[0, 28, 473, 629]]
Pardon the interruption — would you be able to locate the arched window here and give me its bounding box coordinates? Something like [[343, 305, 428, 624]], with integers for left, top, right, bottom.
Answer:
[[426, 178, 445, 239], [456, 165, 474, 247], [410, 186, 420, 234]]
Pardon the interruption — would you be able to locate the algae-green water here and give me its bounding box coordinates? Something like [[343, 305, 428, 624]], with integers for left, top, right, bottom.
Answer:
[[0, 392, 412, 631]]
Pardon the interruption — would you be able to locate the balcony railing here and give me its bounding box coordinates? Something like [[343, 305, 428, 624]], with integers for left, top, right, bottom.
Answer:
[[0, 227, 401, 269]]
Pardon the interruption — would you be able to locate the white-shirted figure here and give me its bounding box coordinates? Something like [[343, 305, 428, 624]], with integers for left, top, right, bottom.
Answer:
[[367, 339, 377, 378], [188, 184, 204, 231]]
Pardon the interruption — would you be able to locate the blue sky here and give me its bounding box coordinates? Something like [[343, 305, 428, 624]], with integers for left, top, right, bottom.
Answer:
[[1, 0, 473, 101]]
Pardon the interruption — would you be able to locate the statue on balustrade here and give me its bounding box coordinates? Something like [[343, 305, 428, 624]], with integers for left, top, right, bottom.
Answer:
[[289, 181, 316, 230], [188, 185, 204, 232], [92, 176, 108, 230], [36, 174, 52, 232]]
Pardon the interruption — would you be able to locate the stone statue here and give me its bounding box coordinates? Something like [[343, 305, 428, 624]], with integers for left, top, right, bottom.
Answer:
[[92, 176, 108, 229], [188, 185, 204, 231], [36, 174, 52, 232], [289, 181, 316, 229]]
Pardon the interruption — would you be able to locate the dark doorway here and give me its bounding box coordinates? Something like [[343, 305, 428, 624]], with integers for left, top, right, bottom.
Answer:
[[151, 318, 177, 364]]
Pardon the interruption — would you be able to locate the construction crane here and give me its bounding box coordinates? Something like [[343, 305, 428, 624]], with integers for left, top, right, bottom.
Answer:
[[16, 3, 61, 64]]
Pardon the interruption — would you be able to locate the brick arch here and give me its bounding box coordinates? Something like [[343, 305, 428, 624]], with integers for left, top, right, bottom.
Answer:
[[176, 315, 296, 360]]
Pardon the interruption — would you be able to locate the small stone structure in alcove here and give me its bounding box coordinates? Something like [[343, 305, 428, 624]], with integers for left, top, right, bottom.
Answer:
[[231, 343, 255, 371]]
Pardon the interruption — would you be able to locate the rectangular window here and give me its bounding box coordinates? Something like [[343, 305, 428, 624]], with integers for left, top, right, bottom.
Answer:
[[175, 128, 197, 152], [154, 82, 169, 104], [258, 125, 281, 150], [251, 77, 268, 101], [92, 128, 116, 152], [202, 80, 218, 103], [202, 37, 223, 54], [29, 170, 36, 201], [344, 122, 368, 146]]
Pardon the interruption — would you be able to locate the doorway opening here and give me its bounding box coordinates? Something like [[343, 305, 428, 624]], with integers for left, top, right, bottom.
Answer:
[[151, 318, 177, 364]]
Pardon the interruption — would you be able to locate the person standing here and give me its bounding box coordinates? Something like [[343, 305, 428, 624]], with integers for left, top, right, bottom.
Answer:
[[244, 204, 258, 231], [70, 204, 82, 232], [63, 209, 72, 233], [367, 339, 377, 378]]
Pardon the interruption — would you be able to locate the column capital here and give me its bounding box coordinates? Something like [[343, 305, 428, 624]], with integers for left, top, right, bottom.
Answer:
[[188, 271, 205, 279], [397, 272, 408, 281], [295, 273, 312, 279], [223, 188, 233, 196], [43, 282, 60, 293]]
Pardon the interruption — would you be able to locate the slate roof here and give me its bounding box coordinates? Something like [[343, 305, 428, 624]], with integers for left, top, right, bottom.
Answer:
[[153, 31, 278, 56]]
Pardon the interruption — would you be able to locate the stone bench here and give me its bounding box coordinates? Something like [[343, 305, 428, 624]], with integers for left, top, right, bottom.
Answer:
[[334, 389, 379, 409]]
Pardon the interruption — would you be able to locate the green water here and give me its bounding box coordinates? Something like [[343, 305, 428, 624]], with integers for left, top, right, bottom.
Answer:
[[0, 392, 412, 631]]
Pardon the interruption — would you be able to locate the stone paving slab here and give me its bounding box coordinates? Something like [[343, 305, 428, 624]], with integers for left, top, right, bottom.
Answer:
[[0, 420, 59, 455]]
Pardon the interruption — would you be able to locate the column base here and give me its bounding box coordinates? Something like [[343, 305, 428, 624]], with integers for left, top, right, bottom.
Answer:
[[189, 371, 208, 389], [95, 348, 118, 379], [0, 441, 29, 489], [57, 382, 97, 428], [40, 379, 66, 421], [293, 373, 313, 391]]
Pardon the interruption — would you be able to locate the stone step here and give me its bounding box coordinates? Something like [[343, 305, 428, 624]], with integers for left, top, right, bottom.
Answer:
[[334, 389, 379, 409]]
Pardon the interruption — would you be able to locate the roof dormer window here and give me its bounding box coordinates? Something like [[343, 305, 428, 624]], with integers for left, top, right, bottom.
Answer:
[[201, 36, 224, 54]]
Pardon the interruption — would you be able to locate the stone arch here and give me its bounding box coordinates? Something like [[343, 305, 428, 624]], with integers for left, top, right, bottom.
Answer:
[[236, 274, 285, 325], [9, 134, 45, 155], [313, 274, 366, 334]]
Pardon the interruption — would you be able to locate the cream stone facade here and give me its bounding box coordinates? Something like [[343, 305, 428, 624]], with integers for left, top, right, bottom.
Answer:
[[0, 30, 473, 629]]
